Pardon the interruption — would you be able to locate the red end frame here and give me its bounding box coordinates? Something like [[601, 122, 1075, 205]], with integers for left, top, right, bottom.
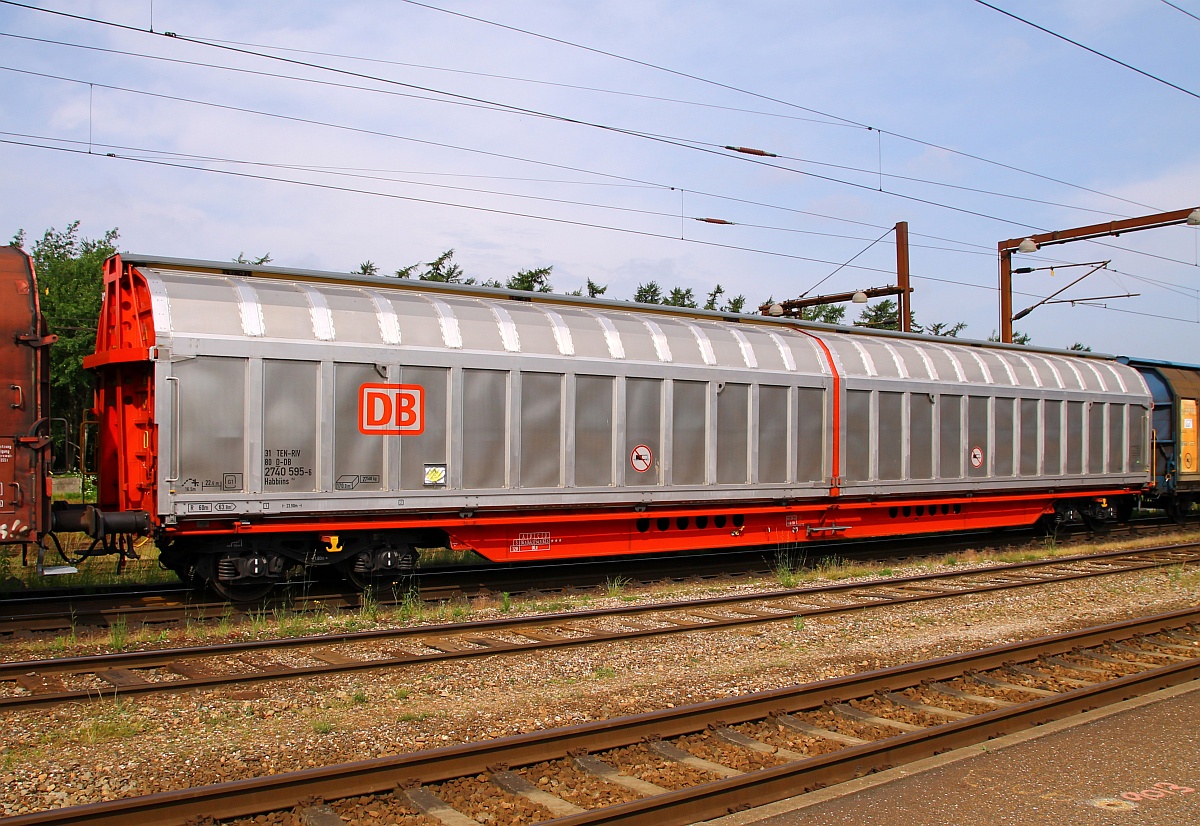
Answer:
[[85, 255, 158, 519]]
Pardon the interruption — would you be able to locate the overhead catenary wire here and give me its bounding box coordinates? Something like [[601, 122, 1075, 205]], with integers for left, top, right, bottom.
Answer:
[[12, 132, 1195, 330], [4, 79, 1195, 294], [972, 0, 1200, 101], [27, 32, 868, 129], [1159, 0, 1200, 23], [0, 1, 1169, 222], [0, 63, 1069, 236], [1, 127, 995, 255], [389, 0, 1167, 214], [0, 30, 1137, 223], [3, 1, 1196, 317], [0, 135, 914, 278], [801, 227, 896, 297], [6, 4, 1197, 280]]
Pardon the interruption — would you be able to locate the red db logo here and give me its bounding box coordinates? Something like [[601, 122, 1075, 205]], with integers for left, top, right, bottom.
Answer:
[[359, 384, 425, 435]]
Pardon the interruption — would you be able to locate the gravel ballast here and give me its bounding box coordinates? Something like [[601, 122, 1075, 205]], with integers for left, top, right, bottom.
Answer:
[[1, 536, 1198, 817]]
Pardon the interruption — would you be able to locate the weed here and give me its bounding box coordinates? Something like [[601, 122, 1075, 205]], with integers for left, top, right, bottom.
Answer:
[[49, 620, 78, 653], [593, 666, 617, 679], [398, 711, 429, 723], [359, 586, 379, 623], [773, 549, 802, 588], [352, 689, 369, 705], [312, 720, 334, 735], [944, 556, 958, 566], [500, 592, 512, 613], [792, 616, 806, 631], [450, 602, 471, 621], [396, 588, 424, 623], [814, 556, 870, 581], [278, 612, 319, 638], [816, 555, 845, 572], [604, 576, 631, 597], [77, 700, 145, 743], [393, 688, 411, 701], [107, 617, 128, 652], [247, 604, 271, 634]]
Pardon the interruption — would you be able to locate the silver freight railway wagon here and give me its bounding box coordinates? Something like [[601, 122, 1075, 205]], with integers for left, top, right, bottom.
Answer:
[[85, 255, 1150, 592]]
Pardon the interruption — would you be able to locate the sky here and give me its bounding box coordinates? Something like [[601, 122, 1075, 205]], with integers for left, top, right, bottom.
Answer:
[[1, 0, 1198, 359]]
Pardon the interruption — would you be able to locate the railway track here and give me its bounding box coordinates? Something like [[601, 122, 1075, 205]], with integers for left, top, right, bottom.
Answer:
[[1, 543, 1195, 711], [5, 607, 1198, 826], [1, 517, 1186, 636], [0, 545, 787, 636]]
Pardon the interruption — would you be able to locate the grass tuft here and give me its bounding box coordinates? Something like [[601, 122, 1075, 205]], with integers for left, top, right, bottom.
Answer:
[[107, 617, 128, 652], [604, 576, 631, 597]]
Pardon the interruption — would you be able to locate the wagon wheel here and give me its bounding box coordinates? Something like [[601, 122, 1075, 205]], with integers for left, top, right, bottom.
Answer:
[[1081, 511, 1110, 536], [343, 563, 410, 592], [208, 577, 274, 603], [340, 547, 417, 592]]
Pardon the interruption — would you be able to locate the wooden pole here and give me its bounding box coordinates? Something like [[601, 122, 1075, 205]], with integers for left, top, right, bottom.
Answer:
[[895, 221, 911, 332]]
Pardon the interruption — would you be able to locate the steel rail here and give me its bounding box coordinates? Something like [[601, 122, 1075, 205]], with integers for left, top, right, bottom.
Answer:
[[4, 607, 1197, 826], [0, 545, 785, 633], [0, 545, 1194, 711], [1, 517, 1180, 632]]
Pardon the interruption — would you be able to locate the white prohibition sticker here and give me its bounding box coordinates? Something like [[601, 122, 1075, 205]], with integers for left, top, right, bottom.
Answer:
[[630, 444, 653, 473], [970, 446, 984, 469]]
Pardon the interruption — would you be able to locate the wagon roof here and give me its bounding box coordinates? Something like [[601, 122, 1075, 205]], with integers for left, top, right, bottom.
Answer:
[[119, 253, 1121, 361]]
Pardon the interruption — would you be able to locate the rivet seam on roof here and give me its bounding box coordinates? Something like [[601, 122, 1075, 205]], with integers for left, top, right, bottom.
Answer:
[[297, 283, 336, 341], [763, 330, 796, 372], [366, 289, 402, 346], [966, 349, 993, 384], [993, 352, 1019, 385], [1080, 360, 1108, 392], [643, 318, 672, 362], [1059, 357, 1085, 390], [582, 311, 625, 359], [910, 342, 937, 380], [230, 278, 265, 337], [489, 304, 521, 353], [849, 338, 877, 377], [880, 342, 907, 379], [535, 306, 575, 356], [1103, 362, 1129, 394], [931, 344, 966, 382], [729, 328, 757, 369], [1035, 354, 1065, 389], [1016, 354, 1044, 388], [422, 295, 462, 349]]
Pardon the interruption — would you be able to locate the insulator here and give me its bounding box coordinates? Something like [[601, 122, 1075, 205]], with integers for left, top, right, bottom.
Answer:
[[723, 145, 778, 157]]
